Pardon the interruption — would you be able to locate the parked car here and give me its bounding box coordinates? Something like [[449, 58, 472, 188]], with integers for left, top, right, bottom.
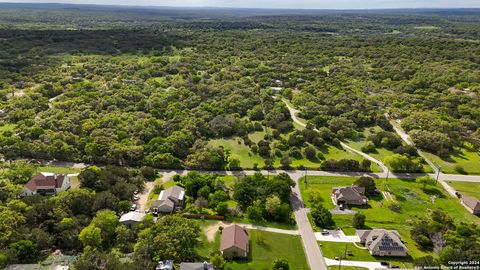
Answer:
[[321, 229, 329, 235], [133, 195, 140, 201], [389, 265, 400, 268], [131, 204, 137, 211], [339, 204, 345, 210], [455, 192, 462, 198], [380, 261, 390, 266]]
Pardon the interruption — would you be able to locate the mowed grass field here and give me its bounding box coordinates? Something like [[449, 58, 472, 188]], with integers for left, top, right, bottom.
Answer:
[[209, 136, 381, 172], [197, 226, 308, 270], [299, 176, 480, 261], [423, 146, 480, 175], [446, 181, 480, 200]]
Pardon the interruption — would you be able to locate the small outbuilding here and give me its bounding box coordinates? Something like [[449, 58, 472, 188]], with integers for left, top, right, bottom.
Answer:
[[119, 211, 146, 226]]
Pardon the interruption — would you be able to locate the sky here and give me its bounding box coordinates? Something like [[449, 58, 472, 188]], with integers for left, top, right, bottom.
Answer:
[[1, 0, 480, 9]]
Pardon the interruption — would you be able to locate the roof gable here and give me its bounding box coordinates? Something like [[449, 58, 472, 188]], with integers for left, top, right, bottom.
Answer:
[[221, 224, 249, 252]]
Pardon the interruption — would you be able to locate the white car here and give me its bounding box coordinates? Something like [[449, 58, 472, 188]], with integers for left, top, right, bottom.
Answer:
[[131, 204, 137, 211]]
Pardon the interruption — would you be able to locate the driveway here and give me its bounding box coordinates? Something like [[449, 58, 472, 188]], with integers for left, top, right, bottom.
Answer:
[[325, 258, 388, 270], [315, 230, 360, 242], [138, 181, 155, 212]]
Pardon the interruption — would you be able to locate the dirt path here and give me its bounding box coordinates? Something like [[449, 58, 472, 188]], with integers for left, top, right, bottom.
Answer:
[[138, 181, 155, 212]]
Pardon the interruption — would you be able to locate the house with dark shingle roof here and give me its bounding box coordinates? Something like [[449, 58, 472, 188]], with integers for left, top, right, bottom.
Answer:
[[221, 224, 249, 258], [21, 172, 70, 196], [461, 195, 480, 215], [357, 229, 408, 257], [331, 186, 368, 205], [150, 185, 185, 214]]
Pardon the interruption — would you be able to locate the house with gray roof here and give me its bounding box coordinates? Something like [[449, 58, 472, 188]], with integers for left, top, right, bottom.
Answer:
[[151, 185, 185, 214], [356, 229, 408, 257], [331, 186, 368, 206], [461, 195, 480, 215]]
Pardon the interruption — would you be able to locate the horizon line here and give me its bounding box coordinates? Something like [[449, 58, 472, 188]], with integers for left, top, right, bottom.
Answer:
[[1, 2, 480, 10]]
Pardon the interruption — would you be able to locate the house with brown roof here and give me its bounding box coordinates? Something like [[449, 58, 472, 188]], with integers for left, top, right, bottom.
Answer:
[[356, 229, 408, 257], [150, 185, 185, 214], [331, 186, 368, 206], [461, 195, 480, 215], [221, 224, 249, 258], [21, 172, 70, 196]]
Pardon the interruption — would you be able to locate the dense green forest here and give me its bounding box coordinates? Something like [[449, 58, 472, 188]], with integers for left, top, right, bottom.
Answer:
[[0, 5, 479, 172], [0, 4, 479, 269]]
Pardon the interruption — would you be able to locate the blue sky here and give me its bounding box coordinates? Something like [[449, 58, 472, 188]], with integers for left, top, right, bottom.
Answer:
[[2, 0, 480, 9]]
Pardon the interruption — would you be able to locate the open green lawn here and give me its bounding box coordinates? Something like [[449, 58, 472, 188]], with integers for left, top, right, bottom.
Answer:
[[319, 242, 414, 268], [37, 166, 81, 174], [423, 146, 480, 175], [196, 221, 306, 269], [248, 130, 266, 144], [209, 136, 380, 171], [446, 181, 480, 200], [225, 230, 308, 270], [300, 176, 480, 261], [209, 138, 265, 169]]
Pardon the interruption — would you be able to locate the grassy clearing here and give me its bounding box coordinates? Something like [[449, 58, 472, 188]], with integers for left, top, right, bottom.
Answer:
[[319, 242, 414, 268], [248, 131, 266, 144], [423, 146, 480, 175], [414, 26, 440, 30], [37, 166, 81, 174], [300, 176, 479, 261], [225, 230, 308, 270], [209, 138, 265, 169], [446, 181, 480, 200], [196, 221, 305, 268]]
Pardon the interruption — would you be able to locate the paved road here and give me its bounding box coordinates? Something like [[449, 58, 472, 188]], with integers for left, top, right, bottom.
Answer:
[[289, 172, 329, 270], [282, 99, 388, 173]]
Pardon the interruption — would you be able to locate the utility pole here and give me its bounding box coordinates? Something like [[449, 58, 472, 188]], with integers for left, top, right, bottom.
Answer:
[[435, 166, 441, 184], [304, 167, 307, 185]]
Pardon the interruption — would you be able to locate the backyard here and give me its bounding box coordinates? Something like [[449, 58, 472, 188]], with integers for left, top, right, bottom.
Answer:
[[196, 221, 308, 270]]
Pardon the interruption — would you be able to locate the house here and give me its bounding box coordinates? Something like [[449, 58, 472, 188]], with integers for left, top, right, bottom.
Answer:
[[461, 195, 480, 215], [331, 186, 368, 206], [220, 224, 249, 258], [156, 260, 174, 270], [356, 229, 408, 257], [179, 262, 214, 270], [150, 185, 185, 214], [21, 172, 70, 196], [119, 211, 146, 226]]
